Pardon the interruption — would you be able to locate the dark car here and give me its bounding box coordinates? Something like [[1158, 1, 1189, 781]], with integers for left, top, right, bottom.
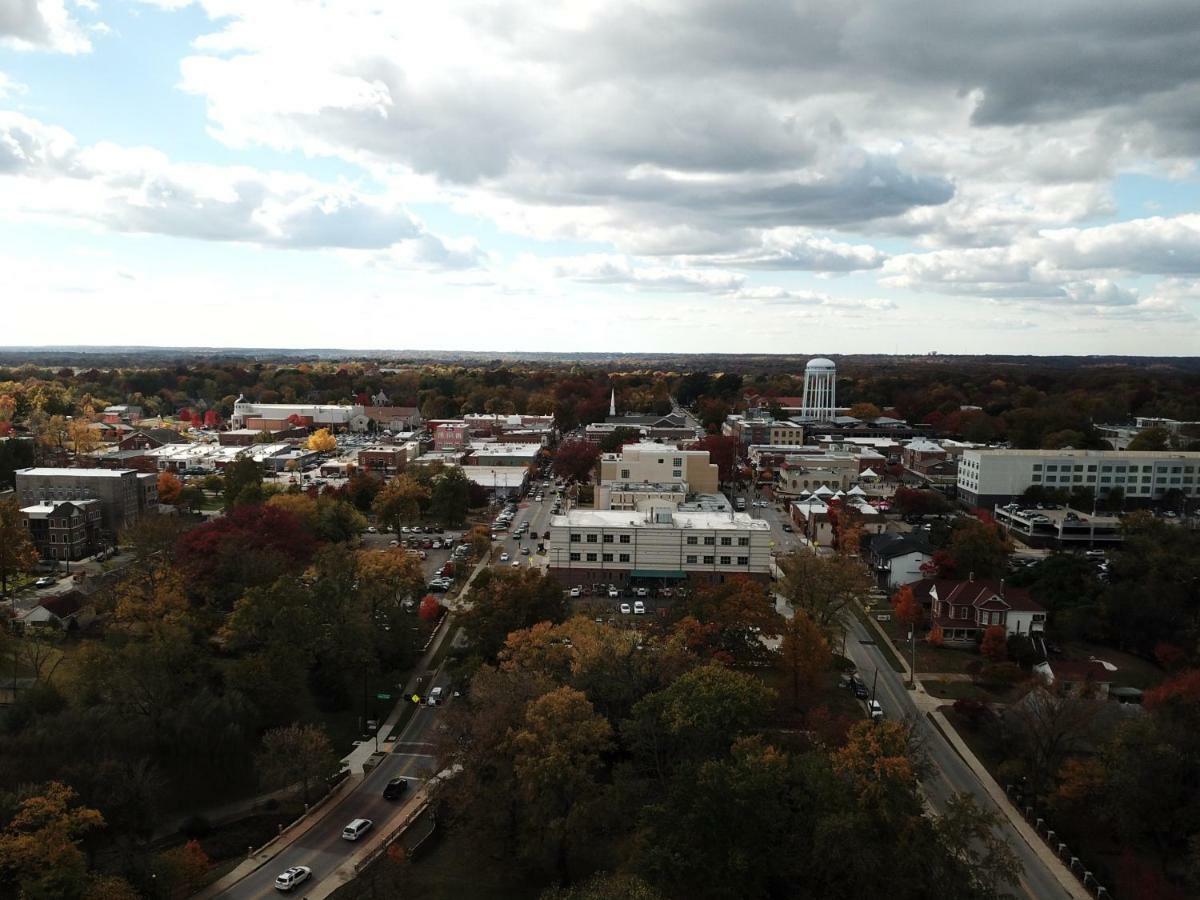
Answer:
[[781, 523, 794, 532], [850, 677, 868, 699], [383, 777, 409, 800]]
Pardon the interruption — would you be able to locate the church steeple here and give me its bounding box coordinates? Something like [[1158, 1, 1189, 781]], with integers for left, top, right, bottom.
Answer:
[[609, 388, 616, 417]]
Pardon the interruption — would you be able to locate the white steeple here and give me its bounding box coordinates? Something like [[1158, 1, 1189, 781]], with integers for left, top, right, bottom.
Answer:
[[609, 388, 616, 417]]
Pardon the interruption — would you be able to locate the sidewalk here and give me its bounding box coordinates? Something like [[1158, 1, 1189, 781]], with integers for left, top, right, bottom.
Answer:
[[929, 708, 1088, 900]]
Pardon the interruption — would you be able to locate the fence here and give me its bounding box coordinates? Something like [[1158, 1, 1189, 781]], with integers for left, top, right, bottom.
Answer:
[[1004, 780, 1113, 899]]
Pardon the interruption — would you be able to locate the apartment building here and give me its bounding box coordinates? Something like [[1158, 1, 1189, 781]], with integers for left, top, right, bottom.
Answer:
[[547, 503, 772, 588], [20, 499, 103, 561], [957, 449, 1200, 507], [15, 467, 157, 536]]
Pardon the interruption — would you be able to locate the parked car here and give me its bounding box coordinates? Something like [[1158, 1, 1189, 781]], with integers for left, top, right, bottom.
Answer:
[[500, 552, 510, 562], [510, 560, 521, 568], [867, 700, 884, 721], [619, 602, 632, 615], [850, 677, 868, 699], [633, 600, 646, 614], [569, 587, 581, 598], [782, 524, 794, 532], [608, 586, 620, 598], [341, 818, 373, 841], [34, 576, 55, 588], [635, 586, 648, 598], [427, 686, 444, 707], [274, 865, 312, 892], [383, 777, 409, 800]]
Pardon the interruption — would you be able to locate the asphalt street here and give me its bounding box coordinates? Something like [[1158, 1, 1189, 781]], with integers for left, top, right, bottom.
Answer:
[[215, 682, 450, 899], [840, 612, 1073, 900]]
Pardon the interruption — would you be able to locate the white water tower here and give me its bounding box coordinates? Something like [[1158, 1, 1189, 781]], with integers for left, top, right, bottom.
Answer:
[[800, 357, 837, 421]]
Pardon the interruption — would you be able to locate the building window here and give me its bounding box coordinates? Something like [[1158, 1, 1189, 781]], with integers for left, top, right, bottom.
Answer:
[[737, 556, 749, 565], [586, 534, 598, 543], [570, 533, 581, 542], [720, 556, 732, 565], [570, 552, 581, 561], [686, 536, 698, 545], [602, 534, 614, 543], [602, 553, 613, 562], [619, 553, 630, 563], [686, 554, 697, 564], [738, 537, 750, 546], [672, 469, 682, 478], [703, 536, 715, 545], [703, 555, 714, 564], [720, 536, 732, 546], [620, 469, 630, 479], [619, 534, 631, 544], [586, 552, 598, 562], [673, 457, 682, 467]]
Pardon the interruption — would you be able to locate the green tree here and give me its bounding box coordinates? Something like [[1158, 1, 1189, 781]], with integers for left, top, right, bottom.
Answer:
[[1127, 426, 1170, 451], [932, 794, 1022, 898], [222, 457, 263, 511], [315, 497, 368, 542], [540, 873, 663, 900], [257, 722, 340, 804], [947, 519, 1011, 580], [430, 465, 471, 527], [0, 495, 39, 596]]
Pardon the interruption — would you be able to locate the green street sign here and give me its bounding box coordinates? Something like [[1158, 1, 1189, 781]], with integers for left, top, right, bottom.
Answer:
[[376, 693, 392, 701]]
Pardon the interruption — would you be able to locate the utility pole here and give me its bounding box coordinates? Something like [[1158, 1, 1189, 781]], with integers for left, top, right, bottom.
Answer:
[[909, 627, 916, 688], [871, 668, 879, 703]]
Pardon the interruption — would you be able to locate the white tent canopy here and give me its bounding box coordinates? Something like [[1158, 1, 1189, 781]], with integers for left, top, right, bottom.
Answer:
[[859, 468, 880, 480]]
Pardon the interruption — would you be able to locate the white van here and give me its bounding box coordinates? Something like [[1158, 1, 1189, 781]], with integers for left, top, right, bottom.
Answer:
[[341, 818, 373, 841]]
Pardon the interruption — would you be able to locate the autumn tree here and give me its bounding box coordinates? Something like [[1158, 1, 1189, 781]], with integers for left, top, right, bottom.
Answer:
[[419, 594, 442, 622], [506, 686, 614, 882], [891, 585, 923, 629], [0, 782, 105, 899], [460, 568, 570, 661], [467, 524, 493, 558], [833, 719, 926, 817], [155, 839, 211, 898], [156, 471, 183, 506], [551, 440, 602, 483], [931, 793, 1022, 897], [307, 427, 337, 453], [257, 722, 340, 803], [690, 434, 740, 484], [0, 495, 39, 595], [848, 402, 883, 420], [372, 474, 429, 531], [677, 576, 782, 665], [779, 610, 829, 710], [979, 624, 1008, 662], [1007, 684, 1102, 797], [777, 550, 871, 637], [265, 491, 319, 531]]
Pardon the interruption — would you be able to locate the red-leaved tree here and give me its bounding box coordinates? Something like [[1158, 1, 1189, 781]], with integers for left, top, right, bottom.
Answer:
[[690, 434, 741, 484], [551, 440, 602, 483], [419, 595, 443, 622], [891, 585, 923, 629], [980, 624, 1008, 662]]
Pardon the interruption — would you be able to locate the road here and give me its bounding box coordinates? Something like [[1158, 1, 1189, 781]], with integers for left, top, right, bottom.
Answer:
[[491, 480, 559, 571], [215, 677, 451, 899], [839, 611, 1074, 900]]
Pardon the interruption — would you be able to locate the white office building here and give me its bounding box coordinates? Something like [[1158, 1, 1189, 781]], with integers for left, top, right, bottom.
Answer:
[[957, 449, 1200, 507], [547, 503, 772, 588]]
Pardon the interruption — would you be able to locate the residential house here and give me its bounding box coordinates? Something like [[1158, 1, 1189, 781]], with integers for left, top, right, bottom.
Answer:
[[864, 532, 934, 590], [19, 591, 96, 631], [911, 577, 1046, 643], [1033, 660, 1112, 699]]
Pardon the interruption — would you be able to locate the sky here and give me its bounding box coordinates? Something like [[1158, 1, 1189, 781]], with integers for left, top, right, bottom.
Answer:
[[2, 1, 1200, 355]]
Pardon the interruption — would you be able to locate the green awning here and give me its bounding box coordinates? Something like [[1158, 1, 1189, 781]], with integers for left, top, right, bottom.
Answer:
[[630, 569, 686, 579]]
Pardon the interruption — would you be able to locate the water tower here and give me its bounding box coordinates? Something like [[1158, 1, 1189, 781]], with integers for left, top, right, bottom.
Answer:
[[800, 358, 837, 421]]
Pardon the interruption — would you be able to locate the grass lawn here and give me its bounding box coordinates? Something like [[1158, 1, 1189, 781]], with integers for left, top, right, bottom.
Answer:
[[923, 680, 1003, 702], [873, 615, 983, 676]]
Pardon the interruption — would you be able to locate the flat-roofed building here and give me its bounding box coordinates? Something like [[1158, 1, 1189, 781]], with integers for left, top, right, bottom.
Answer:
[[15, 467, 157, 536], [547, 503, 772, 588], [599, 443, 718, 494], [957, 449, 1200, 508]]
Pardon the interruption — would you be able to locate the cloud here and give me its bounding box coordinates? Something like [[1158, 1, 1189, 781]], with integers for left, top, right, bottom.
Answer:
[[547, 254, 745, 293], [0, 111, 477, 265], [689, 229, 887, 271], [0, 0, 91, 53], [1039, 216, 1200, 276]]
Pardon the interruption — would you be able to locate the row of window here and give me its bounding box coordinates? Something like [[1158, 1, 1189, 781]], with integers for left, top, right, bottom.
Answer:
[[569, 533, 751, 546], [567, 552, 750, 566], [1034, 462, 1196, 474]]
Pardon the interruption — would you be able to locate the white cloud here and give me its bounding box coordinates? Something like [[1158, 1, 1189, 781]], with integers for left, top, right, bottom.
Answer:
[[0, 111, 478, 266], [546, 254, 745, 293], [0, 0, 91, 53]]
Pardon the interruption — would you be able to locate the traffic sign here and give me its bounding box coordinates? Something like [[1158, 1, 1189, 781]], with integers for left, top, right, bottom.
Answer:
[[411, 694, 421, 704], [376, 693, 392, 701]]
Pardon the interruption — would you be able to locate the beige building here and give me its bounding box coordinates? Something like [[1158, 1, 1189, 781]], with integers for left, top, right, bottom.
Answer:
[[769, 422, 806, 445], [775, 454, 861, 496], [598, 443, 719, 494], [595, 482, 687, 511], [547, 503, 772, 588]]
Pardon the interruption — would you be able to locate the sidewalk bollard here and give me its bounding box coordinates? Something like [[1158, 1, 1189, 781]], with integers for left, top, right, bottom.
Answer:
[[1046, 829, 1055, 844], [1083, 871, 1095, 889], [1097, 887, 1109, 899], [1070, 857, 1081, 874], [248, 845, 254, 859], [278, 824, 283, 834], [1035, 817, 1044, 833], [1057, 843, 1068, 859]]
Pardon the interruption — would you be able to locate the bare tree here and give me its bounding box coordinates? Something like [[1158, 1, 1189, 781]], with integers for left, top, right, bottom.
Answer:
[[777, 549, 872, 636], [1005, 683, 1103, 798]]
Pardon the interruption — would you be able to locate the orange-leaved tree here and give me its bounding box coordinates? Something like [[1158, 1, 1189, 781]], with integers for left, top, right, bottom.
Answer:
[[980, 624, 1008, 662], [891, 585, 923, 629]]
